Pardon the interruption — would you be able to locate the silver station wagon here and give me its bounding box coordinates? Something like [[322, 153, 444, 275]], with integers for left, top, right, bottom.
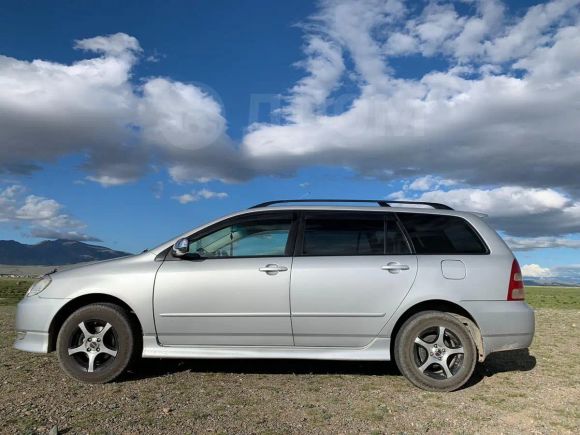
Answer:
[[14, 199, 535, 391]]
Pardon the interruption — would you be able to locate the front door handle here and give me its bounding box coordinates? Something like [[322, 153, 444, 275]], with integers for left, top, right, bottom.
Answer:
[[259, 264, 288, 275], [381, 262, 410, 273]]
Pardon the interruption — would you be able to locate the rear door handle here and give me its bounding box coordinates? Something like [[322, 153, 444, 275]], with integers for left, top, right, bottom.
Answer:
[[259, 264, 288, 275], [381, 262, 410, 273]]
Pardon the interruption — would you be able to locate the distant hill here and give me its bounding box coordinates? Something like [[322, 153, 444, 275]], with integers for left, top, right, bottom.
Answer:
[[0, 239, 131, 266]]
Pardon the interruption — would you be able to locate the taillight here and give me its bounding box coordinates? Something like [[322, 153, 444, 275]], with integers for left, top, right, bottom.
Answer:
[[508, 259, 525, 301]]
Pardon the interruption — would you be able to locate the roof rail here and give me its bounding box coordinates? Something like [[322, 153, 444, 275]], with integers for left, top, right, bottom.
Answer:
[[250, 199, 453, 210]]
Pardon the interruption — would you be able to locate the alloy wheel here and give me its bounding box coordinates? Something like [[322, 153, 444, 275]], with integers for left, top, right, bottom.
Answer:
[[413, 325, 465, 380], [67, 320, 118, 373]]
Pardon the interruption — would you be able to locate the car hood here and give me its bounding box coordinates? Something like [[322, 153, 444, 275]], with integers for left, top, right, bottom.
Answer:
[[37, 252, 159, 299]]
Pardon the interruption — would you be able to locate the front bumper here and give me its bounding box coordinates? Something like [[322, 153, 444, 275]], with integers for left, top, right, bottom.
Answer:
[[461, 300, 535, 357], [13, 296, 69, 353]]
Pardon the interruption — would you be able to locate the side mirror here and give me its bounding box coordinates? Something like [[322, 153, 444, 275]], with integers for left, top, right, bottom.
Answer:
[[172, 238, 189, 257]]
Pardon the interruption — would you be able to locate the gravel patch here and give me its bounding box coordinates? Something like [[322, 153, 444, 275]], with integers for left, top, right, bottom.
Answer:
[[1, 307, 578, 434]]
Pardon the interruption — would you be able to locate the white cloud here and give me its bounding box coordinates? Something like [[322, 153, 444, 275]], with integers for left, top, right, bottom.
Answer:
[[505, 236, 580, 251], [407, 175, 457, 192], [522, 263, 553, 278], [485, 0, 580, 63], [4, 6, 580, 200], [0, 184, 98, 241], [0, 33, 241, 185], [520, 263, 580, 284], [551, 264, 580, 283], [137, 78, 226, 151], [407, 2, 466, 56], [173, 189, 229, 205], [390, 185, 580, 236], [395, 186, 569, 217], [74, 33, 142, 57], [241, 0, 580, 198], [283, 36, 345, 123]]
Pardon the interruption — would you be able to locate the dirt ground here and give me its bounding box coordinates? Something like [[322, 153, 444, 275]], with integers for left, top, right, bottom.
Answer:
[[1, 306, 578, 434]]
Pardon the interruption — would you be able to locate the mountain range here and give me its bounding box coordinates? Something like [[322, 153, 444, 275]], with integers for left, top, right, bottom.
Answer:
[[0, 239, 131, 266]]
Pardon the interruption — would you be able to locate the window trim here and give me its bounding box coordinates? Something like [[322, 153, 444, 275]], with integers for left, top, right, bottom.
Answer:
[[395, 212, 490, 255], [167, 211, 299, 260], [387, 214, 414, 255]]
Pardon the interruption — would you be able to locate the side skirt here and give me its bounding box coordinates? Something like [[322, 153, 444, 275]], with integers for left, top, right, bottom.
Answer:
[[141, 336, 391, 361]]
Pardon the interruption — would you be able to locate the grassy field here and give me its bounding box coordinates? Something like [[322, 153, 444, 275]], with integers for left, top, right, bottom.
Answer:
[[526, 286, 580, 309], [0, 277, 34, 305], [0, 277, 579, 432]]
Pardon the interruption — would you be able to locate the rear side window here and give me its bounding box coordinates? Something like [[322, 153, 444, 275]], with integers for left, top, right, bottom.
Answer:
[[302, 215, 384, 256], [397, 213, 488, 254]]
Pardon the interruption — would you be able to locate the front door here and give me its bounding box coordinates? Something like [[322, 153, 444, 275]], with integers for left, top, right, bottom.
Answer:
[[290, 212, 418, 347], [154, 212, 296, 346]]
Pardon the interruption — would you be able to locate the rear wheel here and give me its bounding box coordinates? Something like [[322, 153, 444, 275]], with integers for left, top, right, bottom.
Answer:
[[394, 311, 477, 392], [56, 303, 136, 383]]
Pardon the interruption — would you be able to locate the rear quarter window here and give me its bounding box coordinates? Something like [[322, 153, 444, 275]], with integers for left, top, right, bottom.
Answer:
[[397, 213, 488, 254]]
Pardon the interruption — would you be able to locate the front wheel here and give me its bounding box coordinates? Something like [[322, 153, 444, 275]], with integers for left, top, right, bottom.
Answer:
[[56, 303, 136, 383], [394, 311, 477, 392]]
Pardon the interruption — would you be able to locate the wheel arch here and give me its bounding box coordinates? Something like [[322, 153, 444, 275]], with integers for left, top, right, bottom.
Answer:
[[48, 293, 143, 352], [389, 299, 484, 362]]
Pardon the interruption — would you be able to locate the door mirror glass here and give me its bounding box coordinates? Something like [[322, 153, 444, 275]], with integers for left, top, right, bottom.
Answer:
[[172, 238, 190, 257]]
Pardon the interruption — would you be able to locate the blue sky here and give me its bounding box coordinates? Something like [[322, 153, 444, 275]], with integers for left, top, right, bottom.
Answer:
[[0, 0, 579, 282]]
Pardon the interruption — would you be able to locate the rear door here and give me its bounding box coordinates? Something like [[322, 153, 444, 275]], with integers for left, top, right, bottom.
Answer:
[[290, 212, 417, 347]]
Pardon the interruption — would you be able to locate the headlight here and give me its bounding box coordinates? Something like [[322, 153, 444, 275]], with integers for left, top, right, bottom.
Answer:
[[26, 276, 52, 297]]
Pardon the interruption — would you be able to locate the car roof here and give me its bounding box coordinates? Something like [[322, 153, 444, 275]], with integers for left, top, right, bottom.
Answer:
[[246, 205, 475, 216]]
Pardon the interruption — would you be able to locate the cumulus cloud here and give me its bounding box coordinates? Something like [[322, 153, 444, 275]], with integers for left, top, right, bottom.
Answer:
[[404, 176, 457, 192], [390, 185, 580, 237], [241, 0, 580, 196], [4, 5, 580, 196], [550, 264, 580, 283], [172, 189, 229, 205], [0, 185, 99, 241], [521, 263, 580, 283], [505, 236, 580, 251], [522, 263, 553, 278], [74, 33, 142, 56], [283, 36, 345, 123], [2, 3, 580, 245], [392, 186, 569, 217], [0, 33, 245, 185]]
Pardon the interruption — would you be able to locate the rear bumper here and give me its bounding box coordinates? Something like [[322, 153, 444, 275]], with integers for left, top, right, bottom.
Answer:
[[461, 300, 535, 357]]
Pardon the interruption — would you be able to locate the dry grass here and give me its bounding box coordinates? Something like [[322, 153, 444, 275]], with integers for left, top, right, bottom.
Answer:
[[0, 278, 34, 305], [526, 286, 580, 309], [1, 306, 579, 434]]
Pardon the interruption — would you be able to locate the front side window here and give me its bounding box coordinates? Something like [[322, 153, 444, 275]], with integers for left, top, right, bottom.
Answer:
[[302, 214, 385, 256], [189, 216, 292, 258], [397, 213, 487, 254]]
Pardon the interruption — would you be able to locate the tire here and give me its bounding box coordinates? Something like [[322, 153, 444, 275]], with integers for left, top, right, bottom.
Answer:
[[394, 311, 477, 392], [56, 303, 136, 383]]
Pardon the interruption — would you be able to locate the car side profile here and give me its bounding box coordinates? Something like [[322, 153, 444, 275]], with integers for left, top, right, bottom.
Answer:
[[14, 199, 535, 391]]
